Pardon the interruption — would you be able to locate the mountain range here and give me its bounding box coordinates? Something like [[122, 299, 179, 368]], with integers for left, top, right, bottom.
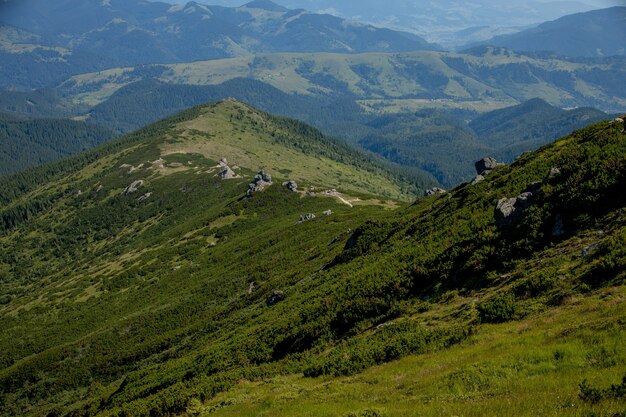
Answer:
[[191, 0, 622, 48], [473, 6, 626, 57], [0, 0, 437, 90]]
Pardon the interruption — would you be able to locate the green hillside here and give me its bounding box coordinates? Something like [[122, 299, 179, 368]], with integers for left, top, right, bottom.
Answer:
[[60, 49, 626, 113], [0, 103, 624, 416]]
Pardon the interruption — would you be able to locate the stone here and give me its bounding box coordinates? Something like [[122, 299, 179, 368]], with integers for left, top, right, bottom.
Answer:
[[582, 243, 599, 257], [298, 213, 316, 223], [246, 170, 272, 196], [266, 290, 285, 306], [471, 175, 485, 185], [424, 187, 446, 197], [138, 192, 152, 202], [516, 192, 534, 209], [475, 157, 499, 175], [219, 157, 228, 167], [545, 167, 561, 181], [282, 180, 298, 192], [323, 210, 333, 216], [248, 281, 256, 294], [122, 180, 144, 195], [218, 166, 237, 179], [495, 197, 518, 227]]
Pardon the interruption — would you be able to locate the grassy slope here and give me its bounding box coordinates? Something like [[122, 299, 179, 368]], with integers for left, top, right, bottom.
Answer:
[[59, 50, 626, 113], [0, 106, 624, 416]]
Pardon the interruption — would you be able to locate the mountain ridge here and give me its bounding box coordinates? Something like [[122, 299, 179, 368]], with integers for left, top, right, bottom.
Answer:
[[0, 102, 624, 416], [469, 6, 626, 57], [0, 0, 438, 90]]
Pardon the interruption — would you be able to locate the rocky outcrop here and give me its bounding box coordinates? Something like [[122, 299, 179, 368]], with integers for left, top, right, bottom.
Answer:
[[282, 180, 298, 192], [471, 175, 485, 185], [424, 187, 446, 197], [545, 167, 561, 181], [494, 167, 564, 228], [298, 213, 316, 223], [266, 290, 285, 306], [138, 192, 152, 202], [475, 157, 500, 176], [246, 170, 272, 196], [122, 180, 144, 195], [218, 166, 237, 179], [494, 197, 518, 227]]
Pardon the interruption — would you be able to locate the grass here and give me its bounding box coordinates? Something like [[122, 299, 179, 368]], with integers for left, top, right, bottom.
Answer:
[[201, 286, 626, 417], [58, 51, 626, 113]]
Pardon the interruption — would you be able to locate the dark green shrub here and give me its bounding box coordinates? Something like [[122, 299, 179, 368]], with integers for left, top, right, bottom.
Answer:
[[478, 293, 517, 323]]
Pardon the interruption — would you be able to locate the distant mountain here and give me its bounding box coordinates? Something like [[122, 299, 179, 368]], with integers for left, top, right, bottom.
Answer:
[[0, 115, 115, 176], [0, 0, 438, 89], [59, 49, 626, 114], [194, 0, 609, 48], [470, 7, 626, 57]]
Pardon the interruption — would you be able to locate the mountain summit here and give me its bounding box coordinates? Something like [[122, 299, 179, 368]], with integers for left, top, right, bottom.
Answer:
[[243, 0, 289, 12]]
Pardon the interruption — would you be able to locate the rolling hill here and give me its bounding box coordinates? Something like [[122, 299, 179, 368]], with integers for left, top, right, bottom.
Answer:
[[0, 101, 624, 416], [471, 7, 626, 57], [0, 0, 437, 90], [59, 48, 626, 114]]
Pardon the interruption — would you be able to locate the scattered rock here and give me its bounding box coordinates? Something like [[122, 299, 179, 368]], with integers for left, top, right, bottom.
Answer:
[[552, 213, 565, 237], [515, 192, 534, 209], [494, 180, 545, 228], [246, 170, 272, 196], [152, 158, 165, 170], [282, 180, 298, 192], [298, 213, 316, 223], [266, 290, 285, 307], [168, 162, 183, 168], [545, 167, 561, 181], [471, 175, 485, 185], [138, 192, 152, 202], [248, 281, 256, 294], [76, 189, 82, 196], [95, 184, 103, 192], [323, 210, 333, 216], [119, 164, 131, 169], [582, 243, 599, 257], [218, 166, 237, 179], [494, 197, 518, 227], [122, 180, 144, 195], [180, 184, 192, 193], [375, 322, 394, 330], [475, 157, 499, 176], [219, 157, 228, 167], [424, 187, 446, 197]]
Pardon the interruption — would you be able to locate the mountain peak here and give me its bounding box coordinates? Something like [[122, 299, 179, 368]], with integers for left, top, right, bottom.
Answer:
[[242, 0, 288, 12]]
